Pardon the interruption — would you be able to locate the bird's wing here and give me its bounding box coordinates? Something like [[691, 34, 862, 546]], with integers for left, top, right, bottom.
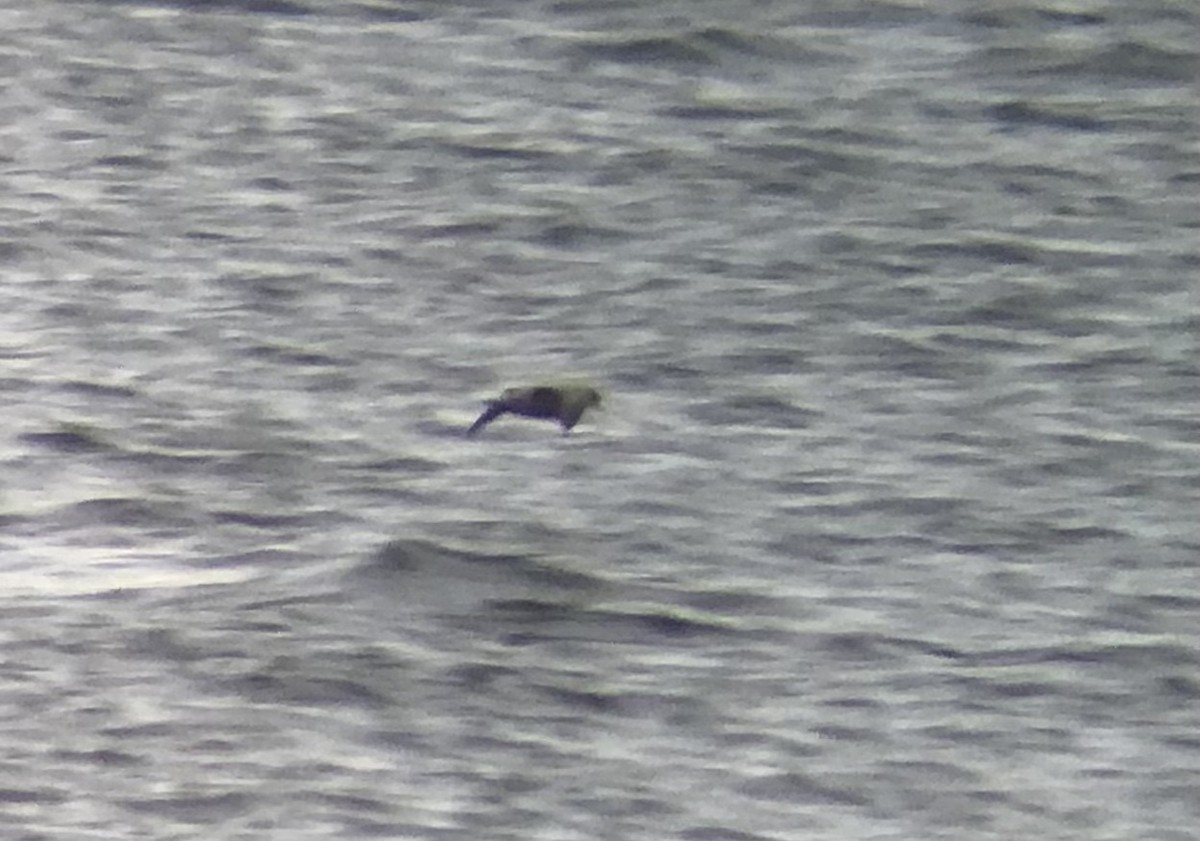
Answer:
[[467, 401, 507, 435]]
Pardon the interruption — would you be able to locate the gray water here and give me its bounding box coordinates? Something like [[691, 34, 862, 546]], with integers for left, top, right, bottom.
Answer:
[[3, 1, 1199, 838]]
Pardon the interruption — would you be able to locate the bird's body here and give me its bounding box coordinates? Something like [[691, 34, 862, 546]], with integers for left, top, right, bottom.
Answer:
[[468, 383, 602, 436]]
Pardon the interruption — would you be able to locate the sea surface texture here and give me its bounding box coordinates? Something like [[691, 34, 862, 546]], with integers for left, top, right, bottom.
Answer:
[[2, 1, 1198, 838]]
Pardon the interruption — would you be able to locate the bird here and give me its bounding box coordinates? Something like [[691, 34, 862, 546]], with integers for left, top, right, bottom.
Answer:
[[467, 382, 602, 436]]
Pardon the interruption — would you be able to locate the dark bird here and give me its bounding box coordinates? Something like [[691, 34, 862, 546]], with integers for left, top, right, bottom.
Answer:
[[468, 383, 602, 436]]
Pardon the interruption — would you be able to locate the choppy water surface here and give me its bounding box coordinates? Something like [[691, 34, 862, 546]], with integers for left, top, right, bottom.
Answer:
[[3, 1, 1199, 838]]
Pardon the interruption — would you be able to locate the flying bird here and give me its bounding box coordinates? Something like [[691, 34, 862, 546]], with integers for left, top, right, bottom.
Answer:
[[468, 383, 602, 436]]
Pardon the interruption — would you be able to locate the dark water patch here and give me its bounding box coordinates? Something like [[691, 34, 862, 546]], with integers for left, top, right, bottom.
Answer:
[[929, 328, 1036, 355], [962, 289, 1103, 333], [681, 826, 774, 841], [1017, 347, 1159, 380], [313, 790, 392, 817], [961, 7, 1107, 29], [659, 103, 794, 121], [681, 588, 793, 618], [1155, 675, 1199, 701], [355, 3, 424, 23], [1137, 592, 1200, 612], [988, 100, 1109, 132], [370, 539, 525, 574], [298, 367, 356, 394], [692, 25, 848, 65], [858, 495, 968, 519], [126, 627, 209, 664], [51, 748, 142, 768], [608, 360, 709, 388], [981, 161, 1109, 198], [1011, 439, 1164, 486], [631, 608, 731, 639], [60, 379, 140, 400], [0, 239, 28, 263], [1062, 41, 1200, 84], [537, 684, 626, 714], [215, 271, 316, 309], [568, 798, 679, 828], [0, 787, 69, 805], [817, 631, 901, 663], [1161, 732, 1200, 754], [728, 140, 876, 177], [918, 722, 1009, 749], [486, 597, 576, 624], [405, 220, 503, 241], [700, 348, 810, 375], [1003, 513, 1130, 546], [905, 238, 1034, 267], [244, 342, 347, 368], [302, 112, 391, 155], [20, 423, 115, 454], [747, 179, 807, 198], [614, 497, 695, 524], [359, 539, 604, 603], [982, 39, 1200, 86], [447, 661, 522, 693], [54, 496, 195, 530], [917, 440, 1010, 470], [847, 333, 989, 380], [183, 228, 251, 243], [100, 722, 177, 741], [896, 637, 967, 660], [93, 153, 168, 172], [224, 670, 390, 708], [738, 771, 869, 806], [340, 483, 427, 505], [547, 0, 642, 14], [215, 444, 324, 476], [568, 34, 718, 67], [121, 791, 253, 823], [358, 456, 444, 474], [246, 175, 294, 192], [684, 393, 817, 429], [385, 359, 494, 390], [491, 599, 735, 647], [879, 759, 982, 786], [90, 0, 313, 14], [593, 148, 695, 183], [798, 1, 933, 27], [0, 375, 38, 396], [958, 673, 1068, 701], [222, 592, 345, 614], [771, 477, 842, 497], [528, 218, 629, 248], [0, 511, 34, 531], [56, 223, 136, 242], [966, 640, 1200, 670], [220, 616, 291, 633], [122, 445, 223, 472], [441, 141, 559, 162], [211, 509, 314, 529]]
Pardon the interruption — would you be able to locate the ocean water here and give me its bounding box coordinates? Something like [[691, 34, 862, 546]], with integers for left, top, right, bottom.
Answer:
[[2, 1, 1198, 838]]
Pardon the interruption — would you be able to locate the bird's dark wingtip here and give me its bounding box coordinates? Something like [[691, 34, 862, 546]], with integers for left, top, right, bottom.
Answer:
[[467, 402, 504, 436]]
